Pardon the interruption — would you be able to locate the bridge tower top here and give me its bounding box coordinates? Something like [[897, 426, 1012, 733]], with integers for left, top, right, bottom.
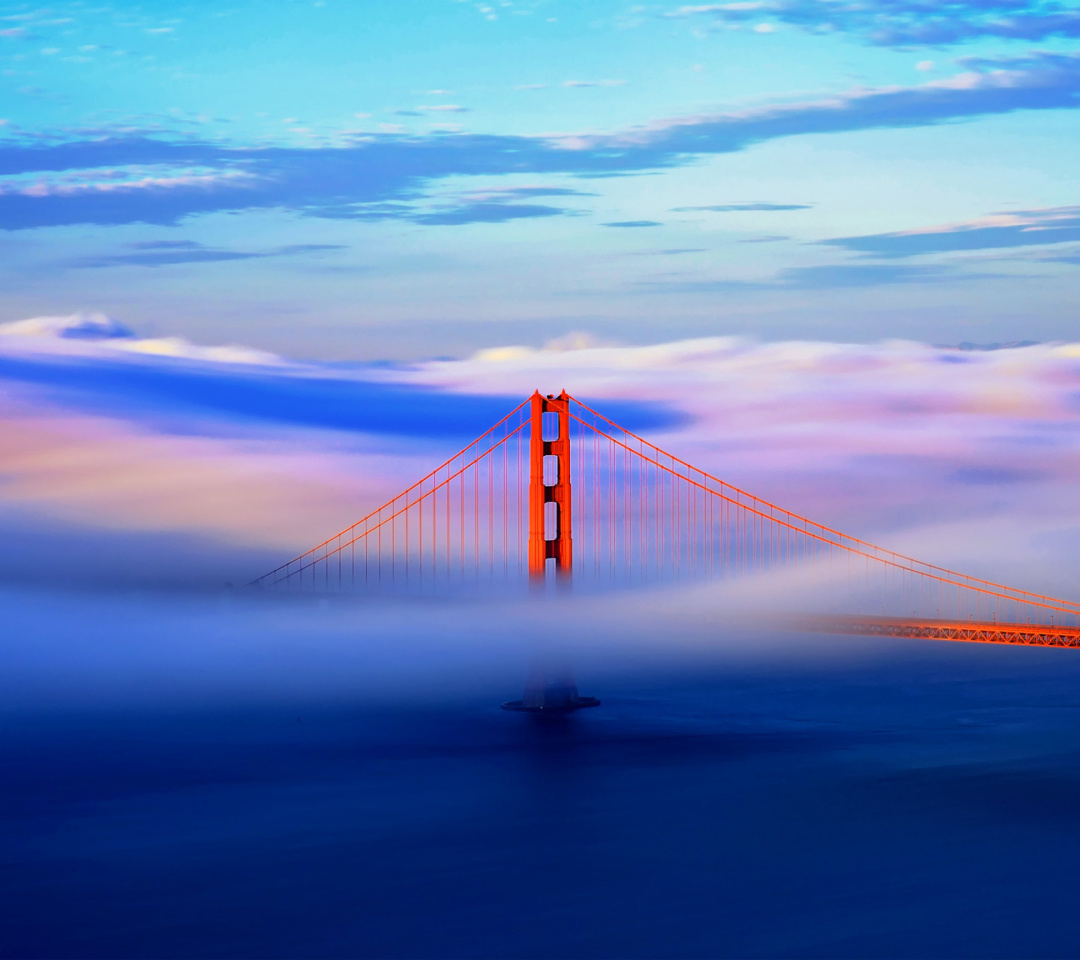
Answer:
[[529, 390, 572, 582]]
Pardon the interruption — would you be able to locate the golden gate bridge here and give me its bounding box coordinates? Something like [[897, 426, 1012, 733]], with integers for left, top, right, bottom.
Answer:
[[252, 391, 1080, 653]]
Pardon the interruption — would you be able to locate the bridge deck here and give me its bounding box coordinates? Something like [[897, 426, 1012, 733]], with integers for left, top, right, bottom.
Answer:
[[799, 615, 1080, 649]]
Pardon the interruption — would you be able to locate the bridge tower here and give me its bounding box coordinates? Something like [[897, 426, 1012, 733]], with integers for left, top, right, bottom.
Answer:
[[507, 390, 599, 713], [529, 390, 573, 582]]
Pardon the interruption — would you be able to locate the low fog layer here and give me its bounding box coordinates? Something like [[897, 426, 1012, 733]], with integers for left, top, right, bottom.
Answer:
[[3, 314, 1079, 712], [0, 579, 930, 715]]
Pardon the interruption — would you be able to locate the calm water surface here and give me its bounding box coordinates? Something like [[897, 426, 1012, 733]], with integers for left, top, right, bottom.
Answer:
[[5, 641, 1080, 958]]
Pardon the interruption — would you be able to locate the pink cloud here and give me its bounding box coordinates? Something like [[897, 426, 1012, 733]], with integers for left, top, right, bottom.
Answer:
[[0, 168, 257, 199]]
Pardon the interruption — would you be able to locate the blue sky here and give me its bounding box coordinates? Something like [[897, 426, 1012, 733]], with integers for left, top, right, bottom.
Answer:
[[2, 0, 1080, 358]]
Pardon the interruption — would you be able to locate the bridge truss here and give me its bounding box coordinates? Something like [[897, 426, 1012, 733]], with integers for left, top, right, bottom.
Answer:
[[252, 391, 1080, 646]]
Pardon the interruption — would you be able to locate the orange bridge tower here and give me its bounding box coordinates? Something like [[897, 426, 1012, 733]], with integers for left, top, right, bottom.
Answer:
[[528, 390, 573, 582], [506, 390, 599, 713]]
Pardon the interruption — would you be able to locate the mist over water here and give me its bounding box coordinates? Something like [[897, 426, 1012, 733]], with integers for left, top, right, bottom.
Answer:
[[0, 580, 849, 713], [6, 583, 1080, 958]]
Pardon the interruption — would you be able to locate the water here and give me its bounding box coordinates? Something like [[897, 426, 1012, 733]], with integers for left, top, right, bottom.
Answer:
[[5, 637, 1080, 958]]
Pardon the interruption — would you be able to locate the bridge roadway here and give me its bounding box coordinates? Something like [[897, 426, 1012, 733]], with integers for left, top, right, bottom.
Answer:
[[799, 614, 1080, 649]]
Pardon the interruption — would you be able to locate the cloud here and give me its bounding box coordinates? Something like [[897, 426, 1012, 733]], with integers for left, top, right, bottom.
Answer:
[[473, 186, 595, 199], [566, 52, 1080, 154], [64, 240, 346, 268], [0, 345, 506, 435], [0, 319, 676, 440], [662, 1, 1080, 47], [562, 79, 627, 88], [3, 53, 1080, 230], [774, 263, 958, 288], [641, 262, 1014, 290], [0, 312, 134, 339], [413, 202, 570, 225], [603, 220, 663, 227], [330, 184, 592, 226], [0, 314, 281, 364], [1041, 249, 1080, 264], [939, 340, 1042, 351], [672, 202, 812, 212], [0, 168, 255, 198], [0, 411, 351, 561], [822, 206, 1080, 258]]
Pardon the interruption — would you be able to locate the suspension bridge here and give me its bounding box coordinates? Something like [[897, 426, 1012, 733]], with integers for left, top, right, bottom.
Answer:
[[252, 391, 1080, 651]]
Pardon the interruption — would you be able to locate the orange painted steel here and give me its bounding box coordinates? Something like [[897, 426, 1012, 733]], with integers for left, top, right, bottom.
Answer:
[[528, 390, 573, 581], [799, 614, 1080, 649]]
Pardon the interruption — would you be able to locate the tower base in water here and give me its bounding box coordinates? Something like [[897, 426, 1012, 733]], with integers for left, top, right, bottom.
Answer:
[[501, 678, 600, 713]]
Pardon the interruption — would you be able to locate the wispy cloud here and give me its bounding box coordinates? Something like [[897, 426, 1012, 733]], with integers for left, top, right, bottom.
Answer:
[[772, 263, 961, 288], [603, 220, 662, 227], [64, 240, 345, 268], [562, 79, 627, 88], [564, 52, 1080, 153], [330, 184, 592, 226], [641, 262, 1012, 290], [0, 312, 279, 363], [0, 312, 134, 340], [3, 54, 1080, 230], [822, 206, 1080, 258], [672, 202, 812, 212], [663, 0, 1080, 47], [459, 186, 596, 200], [413, 202, 569, 225]]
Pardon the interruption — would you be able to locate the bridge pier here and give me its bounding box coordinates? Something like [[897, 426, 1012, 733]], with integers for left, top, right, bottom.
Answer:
[[501, 667, 600, 714]]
